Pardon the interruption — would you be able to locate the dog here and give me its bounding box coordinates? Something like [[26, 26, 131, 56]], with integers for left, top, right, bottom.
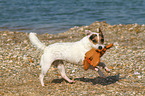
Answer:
[[29, 28, 110, 86]]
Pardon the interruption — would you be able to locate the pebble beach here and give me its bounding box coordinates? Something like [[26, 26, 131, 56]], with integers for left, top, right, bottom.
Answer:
[[1, 21, 145, 95]]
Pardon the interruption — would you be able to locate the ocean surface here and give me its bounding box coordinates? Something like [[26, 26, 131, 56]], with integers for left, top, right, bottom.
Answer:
[[0, 0, 145, 34]]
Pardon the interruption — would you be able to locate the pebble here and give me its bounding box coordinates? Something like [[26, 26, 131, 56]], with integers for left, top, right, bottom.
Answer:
[[134, 72, 140, 75], [100, 94, 106, 96]]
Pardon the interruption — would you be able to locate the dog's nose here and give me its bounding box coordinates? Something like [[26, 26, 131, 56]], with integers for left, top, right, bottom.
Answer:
[[98, 46, 102, 50]]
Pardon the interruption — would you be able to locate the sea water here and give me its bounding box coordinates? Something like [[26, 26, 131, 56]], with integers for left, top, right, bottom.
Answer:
[[0, 0, 145, 34]]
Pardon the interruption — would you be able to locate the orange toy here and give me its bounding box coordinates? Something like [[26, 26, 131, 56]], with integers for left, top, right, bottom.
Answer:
[[83, 43, 113, 70]]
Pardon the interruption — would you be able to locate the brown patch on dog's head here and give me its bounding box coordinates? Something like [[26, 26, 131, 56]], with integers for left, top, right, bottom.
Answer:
[[89, 28, 104, 44], [99, 35, 104, 44], [88, 28, 104, 45], [89, 34, 98, 44], [97, 28, 104, 44]]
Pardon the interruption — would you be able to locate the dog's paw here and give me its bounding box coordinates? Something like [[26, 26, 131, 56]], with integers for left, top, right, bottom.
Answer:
[[104, 67, 111, 73], [68, 80, 76, 84], [94, 68, 99, 71], [105, 68, 111, 73]]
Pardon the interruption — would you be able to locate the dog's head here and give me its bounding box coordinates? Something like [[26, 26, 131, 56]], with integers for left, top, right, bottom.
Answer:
[[86, 28, 105, 49]]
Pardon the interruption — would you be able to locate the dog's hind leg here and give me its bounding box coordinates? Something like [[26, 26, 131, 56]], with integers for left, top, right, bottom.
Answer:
[[39, 55, 53, 86], [57, 61, 75, 83], [98, 62, 110, 73], [39, 72, 45, 86]]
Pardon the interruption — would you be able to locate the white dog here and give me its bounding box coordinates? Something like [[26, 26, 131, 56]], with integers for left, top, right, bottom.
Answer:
[[29, 29, 109, 86]]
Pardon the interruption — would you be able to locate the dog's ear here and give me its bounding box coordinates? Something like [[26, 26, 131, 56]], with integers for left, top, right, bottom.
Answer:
[[97, 28, 104, 38], [97, 28, 102, 33], [85, 30, 92, 35]]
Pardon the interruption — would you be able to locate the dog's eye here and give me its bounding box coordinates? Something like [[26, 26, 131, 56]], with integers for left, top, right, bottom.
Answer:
[[93, 40, 97, 43], [89, 34, 97, 40], [101, 39, 104, 42]]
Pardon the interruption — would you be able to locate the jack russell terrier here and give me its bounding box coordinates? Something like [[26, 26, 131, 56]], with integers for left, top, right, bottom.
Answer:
[[29, 28, 110, 86]]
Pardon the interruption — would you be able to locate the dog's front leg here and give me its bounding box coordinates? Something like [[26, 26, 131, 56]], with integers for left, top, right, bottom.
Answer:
[[57, 64, 75, 83], [98, 62, 110, 73], [94, 67, 106, 78]]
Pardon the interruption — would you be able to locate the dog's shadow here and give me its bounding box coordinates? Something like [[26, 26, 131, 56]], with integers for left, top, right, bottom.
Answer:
[[51, 74, 124, 85], [75, 74, 121, 85]]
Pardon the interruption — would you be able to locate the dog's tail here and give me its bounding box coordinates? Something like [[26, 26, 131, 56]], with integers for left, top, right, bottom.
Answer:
[[29, 32, 46, 50]]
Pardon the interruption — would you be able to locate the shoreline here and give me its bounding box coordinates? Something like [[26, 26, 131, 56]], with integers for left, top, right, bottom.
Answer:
[[1, 21, 145, 95]]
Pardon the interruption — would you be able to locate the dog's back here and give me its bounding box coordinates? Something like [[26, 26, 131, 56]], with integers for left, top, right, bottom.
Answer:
[[43, 40, 90, 64], [29, 33, 92, 64]]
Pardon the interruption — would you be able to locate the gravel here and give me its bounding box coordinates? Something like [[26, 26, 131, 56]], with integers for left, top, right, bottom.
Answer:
[[1, 21, 145, 95]]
